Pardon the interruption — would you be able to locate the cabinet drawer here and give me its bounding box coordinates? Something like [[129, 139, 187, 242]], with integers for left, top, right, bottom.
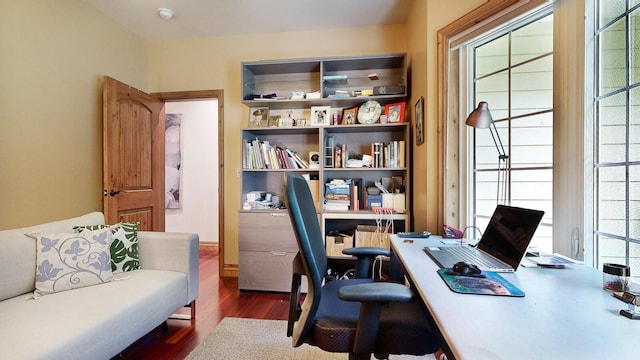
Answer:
[[239, 250, 307, 292], [238, 211, 297, 252]]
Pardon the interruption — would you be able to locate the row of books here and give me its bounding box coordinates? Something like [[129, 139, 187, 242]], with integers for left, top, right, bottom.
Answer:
[[324, 137, 406, 169], [371, 140, 406, 168], [324, 178, 366, 211], [242, 138, 309, 169]]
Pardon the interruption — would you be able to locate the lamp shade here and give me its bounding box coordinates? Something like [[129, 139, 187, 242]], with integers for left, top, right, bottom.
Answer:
[[465, 101, 493, 129]]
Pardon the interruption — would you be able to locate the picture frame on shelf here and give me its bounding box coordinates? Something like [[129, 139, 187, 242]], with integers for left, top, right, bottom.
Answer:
[[384, 102, 406, 123], [415, 97, 424, 145], [268, 115, 281, 127], [278, 116, 294, 127], [341, 107, 358, 125], [309, 151, 320, 168], [249, 107, 269, 128], [294, 118, 308, 127], [310, 106, 331, 126]]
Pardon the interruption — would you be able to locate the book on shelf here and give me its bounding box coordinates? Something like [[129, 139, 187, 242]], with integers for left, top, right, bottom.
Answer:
[[341, 144, 347, 168], [242, 139, 248, 168], [287, 148, 310, 168]]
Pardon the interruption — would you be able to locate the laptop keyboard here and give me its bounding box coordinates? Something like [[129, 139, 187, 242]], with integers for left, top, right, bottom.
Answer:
[[443, 246, 500, 269]]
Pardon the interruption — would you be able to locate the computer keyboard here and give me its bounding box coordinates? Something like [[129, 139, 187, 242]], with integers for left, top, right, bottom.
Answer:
[[443, 246, 500, 269]]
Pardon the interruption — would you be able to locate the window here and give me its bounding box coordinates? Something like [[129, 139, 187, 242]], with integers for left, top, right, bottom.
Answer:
[[464, 10, 554, 252], [593, 1, 640, 279]]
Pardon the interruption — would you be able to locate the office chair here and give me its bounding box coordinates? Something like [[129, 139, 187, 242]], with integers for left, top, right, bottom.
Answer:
[[285, 173, 440, 360]]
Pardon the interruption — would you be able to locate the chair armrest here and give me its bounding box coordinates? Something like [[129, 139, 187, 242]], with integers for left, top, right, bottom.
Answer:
[[341, 247, 391, 279], [137, 231, 200, 305], [337, 282, 414, 303], [338, 282, 416, 354], [342, 247, 391, 258]]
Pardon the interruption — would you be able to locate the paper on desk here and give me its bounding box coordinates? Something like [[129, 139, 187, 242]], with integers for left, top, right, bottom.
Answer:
[[440, 239, 462, 245], [521, 253, 582, 268], [440, 239, 470, 245]]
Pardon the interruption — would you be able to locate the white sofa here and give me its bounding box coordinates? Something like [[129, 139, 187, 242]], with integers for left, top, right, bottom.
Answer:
[[0, 212, 199, 360]]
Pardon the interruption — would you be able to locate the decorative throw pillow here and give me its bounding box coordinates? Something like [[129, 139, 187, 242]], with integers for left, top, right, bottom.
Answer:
[[28, 228, 113, 298], [74, 222, 140, 273]]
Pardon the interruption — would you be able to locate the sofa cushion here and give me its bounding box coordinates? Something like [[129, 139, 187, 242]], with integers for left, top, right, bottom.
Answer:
[[74, 222, 140, 273], [0, 269, 188, 360], [28, 228, 113, 298], [0, 212, 106, 302]]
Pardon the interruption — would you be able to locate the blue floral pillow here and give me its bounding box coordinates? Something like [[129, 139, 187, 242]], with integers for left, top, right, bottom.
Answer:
[[28, 228, 113, 298]]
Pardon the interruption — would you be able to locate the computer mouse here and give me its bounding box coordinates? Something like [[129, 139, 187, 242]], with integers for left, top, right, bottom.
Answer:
[[452, 261, 482, 276]]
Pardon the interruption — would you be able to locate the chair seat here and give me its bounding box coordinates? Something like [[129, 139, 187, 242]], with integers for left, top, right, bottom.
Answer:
[[312, 279, 440, 355]]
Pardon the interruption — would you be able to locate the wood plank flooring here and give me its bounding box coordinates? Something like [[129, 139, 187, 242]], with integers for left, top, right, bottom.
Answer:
[[115, 245, 289, 359]]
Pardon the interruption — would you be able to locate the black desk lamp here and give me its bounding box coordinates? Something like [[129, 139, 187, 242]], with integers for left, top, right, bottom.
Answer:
[[465, 102, 509, 204]]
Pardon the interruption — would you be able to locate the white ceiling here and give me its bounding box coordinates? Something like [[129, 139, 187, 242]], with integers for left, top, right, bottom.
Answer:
[[85, 0, 411, 40]]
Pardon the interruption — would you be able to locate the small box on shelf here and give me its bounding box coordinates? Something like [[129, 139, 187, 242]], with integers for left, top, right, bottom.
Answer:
[[355, 225, 390, 250], [326, 233, 354, 257]]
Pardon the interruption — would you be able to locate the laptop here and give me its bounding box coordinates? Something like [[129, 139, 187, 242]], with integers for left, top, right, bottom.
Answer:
[[424, 205, 544, 272]]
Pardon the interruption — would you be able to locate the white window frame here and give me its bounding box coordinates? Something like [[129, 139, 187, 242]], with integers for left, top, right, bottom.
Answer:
[[591, 0, 640, 276], [461, 7, 555, 251]]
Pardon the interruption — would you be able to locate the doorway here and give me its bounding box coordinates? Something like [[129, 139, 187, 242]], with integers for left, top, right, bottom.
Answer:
[[154, 90, 225, 275], [164, 100, 219, 243]]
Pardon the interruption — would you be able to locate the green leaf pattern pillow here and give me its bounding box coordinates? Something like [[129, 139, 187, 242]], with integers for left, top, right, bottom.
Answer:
[[74, 222, 140, 273]]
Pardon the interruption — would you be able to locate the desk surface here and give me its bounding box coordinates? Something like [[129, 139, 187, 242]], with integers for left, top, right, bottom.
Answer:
[[391, 235, 640, 360]]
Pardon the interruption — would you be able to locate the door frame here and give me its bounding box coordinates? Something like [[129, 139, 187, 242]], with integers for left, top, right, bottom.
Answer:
[[153, 89, 226, 277]]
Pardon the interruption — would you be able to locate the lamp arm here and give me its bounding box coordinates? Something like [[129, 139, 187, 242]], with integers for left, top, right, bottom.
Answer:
[[489, 121, 508, 160]]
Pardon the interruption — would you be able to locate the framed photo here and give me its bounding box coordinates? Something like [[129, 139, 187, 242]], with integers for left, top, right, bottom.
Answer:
[[249, 107, 269, 128], [294, 118, 308, 127], [341, 107, 359, 125], [268, 115, 281, 127], [415, 97, 424, 145], [384, 102, 406, 123], [310, 106, 331, 126], [278, 117, 294, 127]]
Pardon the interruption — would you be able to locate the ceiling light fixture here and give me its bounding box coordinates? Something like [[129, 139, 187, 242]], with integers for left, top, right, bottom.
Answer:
[[157, 8, 175, 20]]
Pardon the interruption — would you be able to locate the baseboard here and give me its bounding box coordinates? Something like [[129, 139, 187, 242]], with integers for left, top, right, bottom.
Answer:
[[199, 241, 218, 250]]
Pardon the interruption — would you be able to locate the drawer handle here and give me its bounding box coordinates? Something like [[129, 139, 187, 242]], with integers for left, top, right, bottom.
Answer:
[[270, 251, 287, 256], [270, 213, 286, 217]]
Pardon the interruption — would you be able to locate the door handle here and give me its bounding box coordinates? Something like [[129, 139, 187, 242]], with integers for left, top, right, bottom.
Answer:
[[109, 189, 121, 197]]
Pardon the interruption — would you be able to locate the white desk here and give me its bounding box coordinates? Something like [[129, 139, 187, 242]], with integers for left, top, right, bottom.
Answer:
[[390, 235, 640, 360]]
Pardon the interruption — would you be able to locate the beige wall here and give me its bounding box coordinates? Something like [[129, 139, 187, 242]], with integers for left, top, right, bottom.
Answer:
[[148, 25, 408, 264], [0, 0, 148, 228], [407, 0, 484, 233]]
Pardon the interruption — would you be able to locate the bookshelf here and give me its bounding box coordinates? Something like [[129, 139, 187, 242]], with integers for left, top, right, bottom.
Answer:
[[238, 54, 410, 292]]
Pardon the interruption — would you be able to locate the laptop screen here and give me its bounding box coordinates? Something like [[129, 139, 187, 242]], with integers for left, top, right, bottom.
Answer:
[[477, 205, 545, 269]]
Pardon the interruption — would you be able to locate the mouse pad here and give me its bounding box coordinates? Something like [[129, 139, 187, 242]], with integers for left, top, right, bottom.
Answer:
[[437, 269, 525, 297]]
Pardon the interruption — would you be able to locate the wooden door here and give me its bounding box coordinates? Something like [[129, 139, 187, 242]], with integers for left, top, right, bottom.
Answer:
[[103, 76, 165, 231]]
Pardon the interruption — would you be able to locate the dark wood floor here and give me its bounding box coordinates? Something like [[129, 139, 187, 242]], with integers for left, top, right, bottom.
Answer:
[[116, 245, 290, 359]]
